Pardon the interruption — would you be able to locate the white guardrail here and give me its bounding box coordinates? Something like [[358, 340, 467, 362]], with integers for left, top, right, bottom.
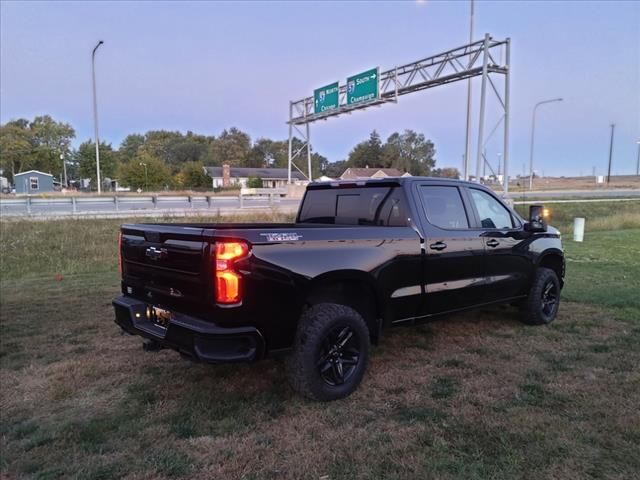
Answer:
[[239, 188, 286, 208], [0, 191, 287, 218]]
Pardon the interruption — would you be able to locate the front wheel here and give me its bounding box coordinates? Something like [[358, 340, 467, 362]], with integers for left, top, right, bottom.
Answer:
[[286, 303, 369, 401], [521, 267, 561, 325]]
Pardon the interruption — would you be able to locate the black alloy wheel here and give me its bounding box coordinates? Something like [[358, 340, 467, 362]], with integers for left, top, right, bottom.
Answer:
[[316, 325, 361, 386], [540, 280, 558, 317], [286, 303, 370, 401], [521, 267, 561, 325]]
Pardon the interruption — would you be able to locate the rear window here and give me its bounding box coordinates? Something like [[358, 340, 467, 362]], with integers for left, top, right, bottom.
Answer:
[[298, 187, 407, 226]]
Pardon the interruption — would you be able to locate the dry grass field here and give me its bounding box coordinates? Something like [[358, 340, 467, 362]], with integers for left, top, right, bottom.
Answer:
[[506, 174, 640, 192], [1, 206, 639, 479]]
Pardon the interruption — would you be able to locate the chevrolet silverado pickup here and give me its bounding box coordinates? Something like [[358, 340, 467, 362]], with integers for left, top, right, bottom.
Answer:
[[113, 177, 565, 400]]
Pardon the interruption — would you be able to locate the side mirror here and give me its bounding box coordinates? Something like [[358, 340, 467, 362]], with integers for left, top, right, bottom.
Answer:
[[525, 205, 547, 232]]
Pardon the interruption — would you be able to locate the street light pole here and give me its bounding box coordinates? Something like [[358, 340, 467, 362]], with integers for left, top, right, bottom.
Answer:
[[528, 97, 563, 190], [636, 140, 640, 176], [606, 124, 615, 184], [463, 0, 474, 180], [92, 40, 104, 193]]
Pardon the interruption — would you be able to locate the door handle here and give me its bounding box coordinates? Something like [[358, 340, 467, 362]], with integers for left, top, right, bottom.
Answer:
[[429, 241, 447, 251], [486, 239, 500, 248]]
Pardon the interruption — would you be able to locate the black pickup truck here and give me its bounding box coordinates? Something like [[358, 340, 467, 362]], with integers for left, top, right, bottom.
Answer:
[[113, 177, 564, 400]]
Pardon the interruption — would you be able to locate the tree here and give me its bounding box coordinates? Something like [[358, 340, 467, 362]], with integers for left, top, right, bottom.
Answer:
[[29, 115, 76, 176], [118, 152, 172, 190], [381, 130, 436, 175], [246, 176, 263, 188], [76, 140, 118, 189], [346, 130, 383, 168], [0, 120, 33, 182], [432, 167, 460, 179], [209, 127, 251, 166], [247, 138, 288, 168], [174, 161, 210, 189], [324, 160, 347, 178], [118, 134, 145, 163], [0, 116, 75, 182]]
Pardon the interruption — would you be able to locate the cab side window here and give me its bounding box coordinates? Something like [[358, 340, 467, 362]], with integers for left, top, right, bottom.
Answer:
[[469, 189, 514, 229], [419, 186, 469, 229]]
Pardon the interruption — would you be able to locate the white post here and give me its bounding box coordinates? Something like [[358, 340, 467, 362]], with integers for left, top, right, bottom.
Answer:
[[573, 218, 585, 242]]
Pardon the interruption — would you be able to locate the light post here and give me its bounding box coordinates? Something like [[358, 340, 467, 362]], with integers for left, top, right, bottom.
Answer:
[[529, 97, 563, 190], [92, 40, 104, 193], [636, 140, 639, 176], [139, 162, 148, 191], [60, 152, 67, 187]]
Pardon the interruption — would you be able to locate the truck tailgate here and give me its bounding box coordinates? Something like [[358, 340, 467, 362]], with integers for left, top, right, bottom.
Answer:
[[120, 224, 212, 311]]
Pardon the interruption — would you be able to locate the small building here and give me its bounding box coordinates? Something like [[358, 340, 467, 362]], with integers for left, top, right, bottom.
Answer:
[[14, 170, 55, 195], [205, 165, 306, 189], [340, 167, 411, 180]]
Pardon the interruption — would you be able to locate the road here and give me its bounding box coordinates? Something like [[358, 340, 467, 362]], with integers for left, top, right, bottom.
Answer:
[[0, 195, 302, 218], [504, 189, 640, 199], [1, 188, 638, 219]]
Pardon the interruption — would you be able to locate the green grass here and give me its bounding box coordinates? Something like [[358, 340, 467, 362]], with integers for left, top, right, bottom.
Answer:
[[1, 217, 639, 479], [514, 199, 640, 233], [562, 229, 640, 311]]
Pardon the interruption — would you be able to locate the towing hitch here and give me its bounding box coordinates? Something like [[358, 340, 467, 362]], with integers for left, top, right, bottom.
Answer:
[[142, 339, 164, 352]]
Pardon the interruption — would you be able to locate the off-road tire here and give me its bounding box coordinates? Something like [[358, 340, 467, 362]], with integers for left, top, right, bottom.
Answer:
[[286, 303, 369, 401], [521, 267, 560, 325]]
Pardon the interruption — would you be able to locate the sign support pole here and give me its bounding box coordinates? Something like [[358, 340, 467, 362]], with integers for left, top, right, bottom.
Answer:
[[306, 122, 312, 181], [475, 34, 490, 183], [287, 101, 293, 184], [503, 38, 511, 195]]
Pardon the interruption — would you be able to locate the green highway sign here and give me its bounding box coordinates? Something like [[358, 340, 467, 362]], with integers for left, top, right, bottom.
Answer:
[[314, 82, 339, 114], [347, 67, 379, 106]]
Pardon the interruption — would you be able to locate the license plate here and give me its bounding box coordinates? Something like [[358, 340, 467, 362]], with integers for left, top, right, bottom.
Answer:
[[146, 305, 171, 328]]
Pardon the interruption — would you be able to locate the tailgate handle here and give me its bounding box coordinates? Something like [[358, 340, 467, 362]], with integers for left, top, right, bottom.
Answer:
[[145, 246, 168, 261]]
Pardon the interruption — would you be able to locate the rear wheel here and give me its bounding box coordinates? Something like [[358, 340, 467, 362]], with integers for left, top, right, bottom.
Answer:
[[286, 303, 369, 401], [521, 267, 560, 325]]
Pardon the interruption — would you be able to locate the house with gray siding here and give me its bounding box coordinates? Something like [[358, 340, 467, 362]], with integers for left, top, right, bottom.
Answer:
[[14, 170, 55, 195]]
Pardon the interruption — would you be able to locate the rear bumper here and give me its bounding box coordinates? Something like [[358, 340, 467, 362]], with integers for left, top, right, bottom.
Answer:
[[112, 296, 265, 363]]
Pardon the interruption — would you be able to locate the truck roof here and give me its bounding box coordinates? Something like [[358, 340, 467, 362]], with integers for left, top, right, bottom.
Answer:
[[307, 176, 480, 190]]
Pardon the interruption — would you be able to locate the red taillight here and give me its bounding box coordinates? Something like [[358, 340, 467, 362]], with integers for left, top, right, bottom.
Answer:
[[118, 232, 123, 275], [214, 241, 249, 304]]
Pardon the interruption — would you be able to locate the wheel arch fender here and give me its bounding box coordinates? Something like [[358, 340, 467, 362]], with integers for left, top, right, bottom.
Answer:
[[536, 249, 565, 287], [304, 269, 385, 344]]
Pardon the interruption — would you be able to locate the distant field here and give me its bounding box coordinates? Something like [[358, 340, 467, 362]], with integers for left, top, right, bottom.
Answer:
[[513, 199, 640, 234], [506, 174, 640, 192], [1, 217, 639, 478]]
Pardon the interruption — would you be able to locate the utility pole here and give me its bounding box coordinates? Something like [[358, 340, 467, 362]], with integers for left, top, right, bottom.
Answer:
[[60, 152, 67, 187], [606, 123, 615, 184], [92, 40, 104, 193], [463, 0, 474, 180], [636, 140, 640, 176]]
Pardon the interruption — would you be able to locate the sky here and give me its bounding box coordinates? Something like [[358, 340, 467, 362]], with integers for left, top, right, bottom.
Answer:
[[1, 0, 639, 177]]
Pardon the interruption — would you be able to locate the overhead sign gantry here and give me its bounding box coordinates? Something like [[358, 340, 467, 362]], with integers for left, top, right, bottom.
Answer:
[[287, 34, 512, 194]]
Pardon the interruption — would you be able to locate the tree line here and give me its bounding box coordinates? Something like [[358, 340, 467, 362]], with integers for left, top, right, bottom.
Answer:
[[0, 115, 458, 190]]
